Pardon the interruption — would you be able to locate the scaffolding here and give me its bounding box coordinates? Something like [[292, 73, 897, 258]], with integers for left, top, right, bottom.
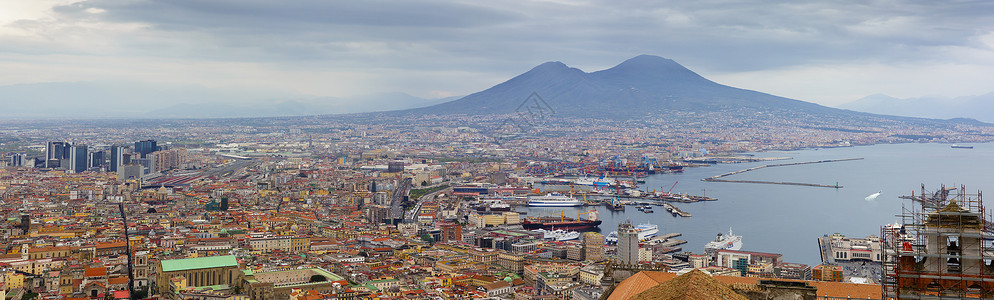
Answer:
[[881, 184, 994, 299]]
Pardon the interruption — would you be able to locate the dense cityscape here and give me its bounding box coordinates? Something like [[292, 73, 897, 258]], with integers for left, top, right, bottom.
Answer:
[[0, 113, 992, 299]]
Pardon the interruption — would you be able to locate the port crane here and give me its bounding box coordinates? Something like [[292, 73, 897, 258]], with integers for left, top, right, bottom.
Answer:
[[659, 181, 678, 196], [638, 156, 659, 170], [578, 208, 598, 220]]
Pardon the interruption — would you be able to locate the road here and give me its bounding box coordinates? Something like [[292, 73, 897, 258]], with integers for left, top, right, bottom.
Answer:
[[390, 178, 412, 221], [404, 186, 452, 223]]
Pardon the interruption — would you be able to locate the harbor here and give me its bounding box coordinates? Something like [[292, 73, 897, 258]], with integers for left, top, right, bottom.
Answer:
[[516, 143, 991, 265]]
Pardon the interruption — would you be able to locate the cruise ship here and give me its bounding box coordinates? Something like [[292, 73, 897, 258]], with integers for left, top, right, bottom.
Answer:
[[605, 222, 659, 243], [532, 229, 581, 241], [634, 223, 659, 240], [528, 192, 582, 207], [605, 231, 618, 244], [705, 228, 743, 253]]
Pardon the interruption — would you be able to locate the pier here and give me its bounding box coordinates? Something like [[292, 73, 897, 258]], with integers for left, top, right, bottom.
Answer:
[[657, 233, 682, 240], [661, 203, 691, 217], [626, 200, 692, 217], [643, 233, 686, 253], [702, 157, 863, 188]]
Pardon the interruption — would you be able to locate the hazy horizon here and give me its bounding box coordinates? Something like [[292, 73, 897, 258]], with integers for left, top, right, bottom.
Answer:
[[2, 1, 993, 115]]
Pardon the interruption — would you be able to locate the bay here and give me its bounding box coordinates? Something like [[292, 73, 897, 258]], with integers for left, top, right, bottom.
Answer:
[[525, 142, 994, 266]]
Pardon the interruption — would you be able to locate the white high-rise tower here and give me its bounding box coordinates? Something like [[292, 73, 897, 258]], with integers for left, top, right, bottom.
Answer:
[[617, 221, 639, 264]]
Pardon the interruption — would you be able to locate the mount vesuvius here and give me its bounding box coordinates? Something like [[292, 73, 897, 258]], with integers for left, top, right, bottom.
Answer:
[[398, 55, 974, 126]]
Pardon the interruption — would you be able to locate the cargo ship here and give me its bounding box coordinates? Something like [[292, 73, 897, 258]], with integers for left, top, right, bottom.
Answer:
[[540, 178, 572, 185], [604, 197, 625, 211], [522, 209, 601, 230], [951, 144, 974, 149]]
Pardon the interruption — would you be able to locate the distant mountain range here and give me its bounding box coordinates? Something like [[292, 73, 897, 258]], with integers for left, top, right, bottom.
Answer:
[[837, 93, 994, 123], [400, 55, 962, 125], [0, 81, 455, 119], [148, 93, 456, 118]]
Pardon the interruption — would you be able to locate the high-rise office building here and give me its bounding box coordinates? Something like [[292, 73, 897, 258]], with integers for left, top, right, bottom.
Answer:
[[46, 141, 70, 168], [617, 221, 639, 264], [109, 146, 123, 172], [88, 150, 105, 168], [9, 153, 24, 167], [133, 158, 152, 174], [118, 164, 144, 181], [134, 139, 158, 158], [69, 144, 88, 173]]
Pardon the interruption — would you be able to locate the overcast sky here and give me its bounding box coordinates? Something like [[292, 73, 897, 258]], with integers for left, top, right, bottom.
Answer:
[[2, 0, 993, 107]]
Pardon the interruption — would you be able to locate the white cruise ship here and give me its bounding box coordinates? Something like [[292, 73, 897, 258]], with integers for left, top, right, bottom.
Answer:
[[705, 228, 743, 253], [528, 192, 582, 207], [605, 231, 618, 244], [532, 229, 581, 241], [634, 223, 659, 240], [605, 222, 659, 244]]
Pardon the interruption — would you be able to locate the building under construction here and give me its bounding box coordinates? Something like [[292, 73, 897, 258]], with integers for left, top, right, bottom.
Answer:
[[880, 184, 994, 299]]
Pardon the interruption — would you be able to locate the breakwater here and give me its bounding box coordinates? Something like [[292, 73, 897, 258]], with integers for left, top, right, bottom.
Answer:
[[702, 158, 864, 188]]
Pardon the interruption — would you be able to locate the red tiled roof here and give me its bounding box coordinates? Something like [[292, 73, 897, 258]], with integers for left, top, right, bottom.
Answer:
[[108, 276, 129, 285], [608, 271, 881, 300], [84, 267, 107, 277]]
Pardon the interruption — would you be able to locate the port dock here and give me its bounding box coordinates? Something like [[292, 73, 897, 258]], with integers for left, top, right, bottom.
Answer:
[[702, 158, 863, 188], [657, 233, 682, 240], [661, 203, 691, 217], [645, 233, 687, 254], [625, 200, 692, 217]]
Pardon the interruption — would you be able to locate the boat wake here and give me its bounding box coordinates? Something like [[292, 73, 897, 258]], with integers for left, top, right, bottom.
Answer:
[[865, 190, 881, 201]]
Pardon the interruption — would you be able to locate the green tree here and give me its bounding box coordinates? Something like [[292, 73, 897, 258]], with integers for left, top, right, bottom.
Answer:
[[21, 291, 38, 300], [134, 287, 149, 299]]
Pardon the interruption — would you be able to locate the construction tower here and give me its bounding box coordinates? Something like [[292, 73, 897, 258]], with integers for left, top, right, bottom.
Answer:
[[880, 184, 994, 299]]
